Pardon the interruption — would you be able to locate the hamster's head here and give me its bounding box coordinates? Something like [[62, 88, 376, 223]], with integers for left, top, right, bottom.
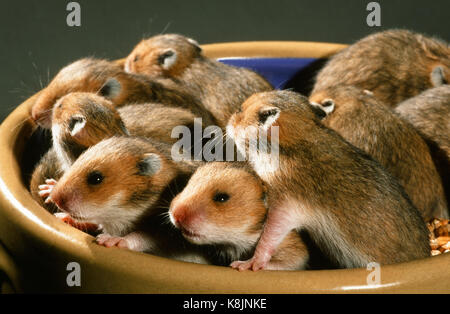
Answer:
[[49, 137, 176, 235], [309, 86, 379, 116], [169, 162, 267, 247], [31, 58, 149, 129], [125, 34, 202, 78], [227, 91, 321, 154], [52, 92, 128, 149]]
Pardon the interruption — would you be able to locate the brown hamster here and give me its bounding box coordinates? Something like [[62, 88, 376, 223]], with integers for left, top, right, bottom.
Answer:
[[395, 85, 450, 208], [125, 34, 273, 127], [395, 85, 450, 159], [169, 162, 309, 270], [30, 57, 215, 129], [47, 136, 208, 261], [312, 29, 450, 107], [310, 86, 448, 220], [226, 90, 430, 271], [30, 92, 129, 210]]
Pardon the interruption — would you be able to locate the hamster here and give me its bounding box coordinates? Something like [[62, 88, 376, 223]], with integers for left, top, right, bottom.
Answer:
[[395, 85, 450, 159], [312, 29, 450, 107], [395, 85, 450, 207], [125, 34, 273, 127], [47, 136, 208, 262], [30, 57, 215, 129], [169, 162, 309, 270], [310, 86, 448, 220], [226, 90, 430, 271]]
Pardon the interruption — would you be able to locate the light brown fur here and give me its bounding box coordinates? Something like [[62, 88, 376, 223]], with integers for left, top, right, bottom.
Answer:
[[395, 85, 450, 210], [312, 29, 450, 107], [395, 85, 450, 158], [310, 86, 448, 220]]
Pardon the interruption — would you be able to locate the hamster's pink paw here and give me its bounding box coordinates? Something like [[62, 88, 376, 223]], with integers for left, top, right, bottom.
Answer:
[[38, 179, 58, 203], [230, 256, 268, 272], [96, 234, 130, 249]]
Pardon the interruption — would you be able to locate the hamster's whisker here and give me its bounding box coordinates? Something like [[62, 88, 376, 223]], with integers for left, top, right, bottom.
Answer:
[[160, 21, 172, 35]]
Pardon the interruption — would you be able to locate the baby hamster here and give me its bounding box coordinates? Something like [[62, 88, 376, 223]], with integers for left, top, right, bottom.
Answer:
[[395, 85, 450, 208], [47, 136, 200, 251], [310, 86, 448, 220], [169, 161, 310, 270], [227, 90, 430, 271], [312, 29, 449, 107], [125, 34, 273, 127]]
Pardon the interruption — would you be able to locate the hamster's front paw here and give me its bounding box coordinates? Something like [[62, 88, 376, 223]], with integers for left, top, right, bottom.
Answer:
[[38, 179, 58, 203], [96, 233, 130, 249], [230, 255, 269, 272], [55, 212, 99, 233]]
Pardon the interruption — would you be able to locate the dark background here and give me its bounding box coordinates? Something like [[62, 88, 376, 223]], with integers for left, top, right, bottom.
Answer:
[[1, 0, 449, 122]]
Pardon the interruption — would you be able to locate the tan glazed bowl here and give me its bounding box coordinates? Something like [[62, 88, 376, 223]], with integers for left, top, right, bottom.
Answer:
[[0, 41, 449, 293]]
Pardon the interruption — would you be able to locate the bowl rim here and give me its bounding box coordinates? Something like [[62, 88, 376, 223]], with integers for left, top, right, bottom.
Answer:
[[0, 40, 449, 293]]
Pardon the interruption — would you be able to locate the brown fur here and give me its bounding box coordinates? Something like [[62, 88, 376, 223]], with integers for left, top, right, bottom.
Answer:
[[30, 58, 215, 129], [29, 148, 61, 213], [312, 29, 450, 107], [310, 86, 448, 220], [395, 85, 450, 158], [169, 162, 309, 270], [395, 85, 450, 210], [119, 103, 209, 145], [125, 34, 273, 127], [228, 90, 430, 269]]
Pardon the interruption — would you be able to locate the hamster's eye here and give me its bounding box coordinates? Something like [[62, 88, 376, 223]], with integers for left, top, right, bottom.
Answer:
[[213, 192, 230, 203], [258, 109, 278, 125], [87, 171, 104, 186], [157, 50, 175, 65], [133, 54, 140, 62]]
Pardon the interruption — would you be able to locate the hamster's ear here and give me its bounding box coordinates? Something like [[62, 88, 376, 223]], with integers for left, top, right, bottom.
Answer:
[[311, 98, 335, 118], [158, 49, 177, 70], [187, 37, 202, 53], [138, 153, 162, 176], [100, 77, 122, 99], [363, 89, 374, 96], [431, 66, 447, 86], [320, 99, 335, 114], [258, 107, 280, 128], [310, 103, 327, 120], [69, 115, 87, 137]]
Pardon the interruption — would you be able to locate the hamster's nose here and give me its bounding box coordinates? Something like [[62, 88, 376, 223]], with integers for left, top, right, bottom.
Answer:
[[51, 193, 67, 211], [31, 108, 51, 129], [170, 205, 190, 227]]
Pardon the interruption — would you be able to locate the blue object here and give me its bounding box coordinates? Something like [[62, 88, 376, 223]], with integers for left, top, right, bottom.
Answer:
[[218, 57, 317, 89]]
